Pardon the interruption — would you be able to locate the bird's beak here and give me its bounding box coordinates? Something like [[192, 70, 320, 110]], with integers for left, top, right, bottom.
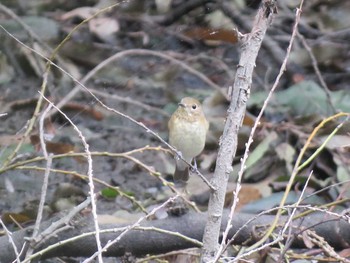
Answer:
[[178, 102, 185, 108]]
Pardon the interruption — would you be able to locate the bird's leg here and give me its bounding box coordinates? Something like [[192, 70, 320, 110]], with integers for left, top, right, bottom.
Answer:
[[174, 150, 183, 161], [190, 158, 197, 173]]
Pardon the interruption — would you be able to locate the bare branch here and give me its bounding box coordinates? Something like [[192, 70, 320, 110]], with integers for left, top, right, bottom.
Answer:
[[200, 1, 277, 262]]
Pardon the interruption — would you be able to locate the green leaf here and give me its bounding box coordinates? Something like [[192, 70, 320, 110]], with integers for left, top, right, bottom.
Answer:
[[277, 81, 331, 116], [0, 16, 59, 41], [245, 131, 278, 170], [101, 188, 119, 199], [249, 81, 350, 117], [0, 144, 35, 166]]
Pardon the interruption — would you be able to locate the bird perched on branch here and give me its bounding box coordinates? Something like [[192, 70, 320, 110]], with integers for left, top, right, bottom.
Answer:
[[168, 97, 209, 182]]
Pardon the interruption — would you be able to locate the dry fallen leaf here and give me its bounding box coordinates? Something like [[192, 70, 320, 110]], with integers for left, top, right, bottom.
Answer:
[[89, 17, 119, 44], [184, 27, 238, 45], [60, 7, 98, 20], [30, 135, 75, 154]]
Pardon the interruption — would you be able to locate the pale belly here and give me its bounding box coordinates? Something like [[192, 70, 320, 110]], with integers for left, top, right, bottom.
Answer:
[[169, 119, 207, 161]]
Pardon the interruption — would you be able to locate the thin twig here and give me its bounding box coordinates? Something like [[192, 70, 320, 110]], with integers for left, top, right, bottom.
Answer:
[[82, 195, 181, 262], [22, 197, 92, 263], [297, 115, 349, 172], [0, 146, 174, 214], [25, 104, 53, 258], [24, 218, 203, 262], [0, 27, 215, 189], [297, 32, 337, 114], [204, 1, 277, 261], [89, 88, 170, 117], [0, 218, 21, 262], [241, 1, 305, 254], [25, 155, 52, 258], [39, 93, 103, 263], [50, 48, 229, 119], [278, 170, 314, 261], [0, 1, 123, 174]]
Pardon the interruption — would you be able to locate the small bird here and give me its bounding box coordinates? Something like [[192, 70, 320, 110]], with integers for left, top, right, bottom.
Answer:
[[168, 97, 209, 182]]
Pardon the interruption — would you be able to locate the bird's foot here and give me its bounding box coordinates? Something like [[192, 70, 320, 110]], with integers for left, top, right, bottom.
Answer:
[[175, 150, 183, 161], [190, 158, 198, 173]]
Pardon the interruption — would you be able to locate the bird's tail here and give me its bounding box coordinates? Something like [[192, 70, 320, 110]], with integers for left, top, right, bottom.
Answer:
[[174, 165, 189, 182]]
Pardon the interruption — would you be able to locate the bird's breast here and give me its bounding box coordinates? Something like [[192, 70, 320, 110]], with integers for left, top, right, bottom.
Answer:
[[169, 117, 207, 160]]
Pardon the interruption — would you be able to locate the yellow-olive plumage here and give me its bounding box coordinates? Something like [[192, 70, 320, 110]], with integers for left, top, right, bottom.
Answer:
[[168, 97, 209, 181]]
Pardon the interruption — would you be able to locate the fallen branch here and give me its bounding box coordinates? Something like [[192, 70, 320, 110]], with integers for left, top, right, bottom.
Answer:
[[1, 210, 350, 262]]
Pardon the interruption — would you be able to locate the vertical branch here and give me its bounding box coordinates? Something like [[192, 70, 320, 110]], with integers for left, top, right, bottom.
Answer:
[[219, 2, 305, 259], [200, 1, 276, 262], [39, 94, 103, 263], [25, 104, 53, 259]]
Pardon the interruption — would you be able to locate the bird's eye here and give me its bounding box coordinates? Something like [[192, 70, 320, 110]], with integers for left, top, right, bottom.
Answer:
[[192, 104, 197, 110]]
